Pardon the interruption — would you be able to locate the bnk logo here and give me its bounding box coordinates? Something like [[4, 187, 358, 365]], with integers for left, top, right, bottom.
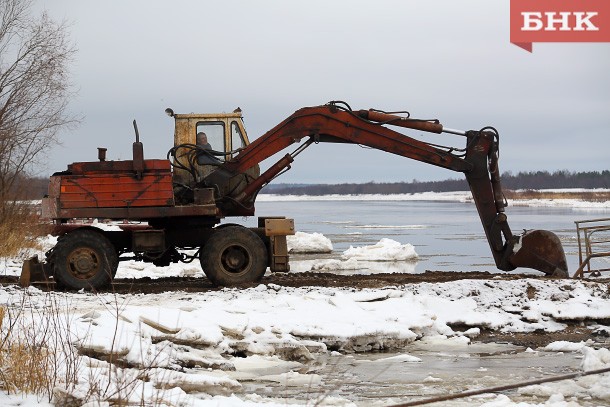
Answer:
[[522, 12, 599, 31], [510, 0, 610, 52]]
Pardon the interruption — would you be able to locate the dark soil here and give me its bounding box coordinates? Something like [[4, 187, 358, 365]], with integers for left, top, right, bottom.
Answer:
[[3, 270, 560, 294], [475, 326, 605, 348], [7, 269, 608, 294]]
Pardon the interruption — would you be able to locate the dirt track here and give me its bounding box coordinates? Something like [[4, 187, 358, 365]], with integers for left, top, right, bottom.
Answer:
[[4, 270, 605, 294]]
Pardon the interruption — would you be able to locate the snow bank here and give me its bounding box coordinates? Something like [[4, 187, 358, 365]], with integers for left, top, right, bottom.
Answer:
[[286, 231, 333, 253], [258, 190, 610, 209], [1, 279, 610, 405], [258, 191, 473, 203], [343, 238, 418, 261], [509, 199, 610, 210], [115, 259, 205, 279]]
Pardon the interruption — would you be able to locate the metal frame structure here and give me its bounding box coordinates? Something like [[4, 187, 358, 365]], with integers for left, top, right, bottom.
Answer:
[[573, 217, 610, 278]]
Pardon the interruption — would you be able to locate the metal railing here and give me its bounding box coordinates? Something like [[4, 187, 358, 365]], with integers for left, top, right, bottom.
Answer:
[[573, 217, 610, 278]]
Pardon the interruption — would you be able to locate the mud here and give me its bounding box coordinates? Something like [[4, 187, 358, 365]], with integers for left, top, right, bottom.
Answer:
[[6, 270, 609, 295], [2, 270, 554, 294]]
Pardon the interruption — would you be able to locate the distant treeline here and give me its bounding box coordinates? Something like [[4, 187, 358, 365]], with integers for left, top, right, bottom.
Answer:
[[15, 170, 610, 199], [11, 176, 49, 200], [261, 170, 610, 195]]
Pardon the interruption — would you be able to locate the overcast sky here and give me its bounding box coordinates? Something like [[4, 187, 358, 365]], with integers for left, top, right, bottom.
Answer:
[[38, 0, 609, 184]]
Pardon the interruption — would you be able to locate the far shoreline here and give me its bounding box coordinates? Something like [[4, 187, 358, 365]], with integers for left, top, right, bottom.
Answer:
[[257, 189, 610, 207]]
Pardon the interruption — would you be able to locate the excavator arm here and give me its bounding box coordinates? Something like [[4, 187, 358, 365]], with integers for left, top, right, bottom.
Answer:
[[204, 102, 568, 277]]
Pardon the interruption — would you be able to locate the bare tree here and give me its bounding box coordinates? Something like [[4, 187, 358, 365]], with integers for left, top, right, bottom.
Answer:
[[0, 0, 76, 221]]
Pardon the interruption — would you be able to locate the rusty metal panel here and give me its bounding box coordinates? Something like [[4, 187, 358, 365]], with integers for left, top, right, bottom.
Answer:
[[132, 230, 165, 252], [41, 176, 62, 219], [41, 197, 58, 219], [194, 188, 215, 205], [48, 175, 62, 196], [59, 172, 174, 209], [172, 119, 194, 187], [54, 203, 219, 221], [264, 218, 295, 236], [269, 235, 290, 272], [19, 255, 50, 287], [69, 159, 171, 174]]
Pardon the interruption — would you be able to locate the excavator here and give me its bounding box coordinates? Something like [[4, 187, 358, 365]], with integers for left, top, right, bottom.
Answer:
[[20, 101, 568, 290]]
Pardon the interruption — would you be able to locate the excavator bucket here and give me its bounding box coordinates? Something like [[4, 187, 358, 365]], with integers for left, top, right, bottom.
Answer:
[[509, 230, 568, 277]]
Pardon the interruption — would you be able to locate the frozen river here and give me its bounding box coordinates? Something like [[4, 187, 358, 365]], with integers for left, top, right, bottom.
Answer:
[[226, 197, 610, 405], [241, 197, 609, 275], [237, 341, 599, 406]]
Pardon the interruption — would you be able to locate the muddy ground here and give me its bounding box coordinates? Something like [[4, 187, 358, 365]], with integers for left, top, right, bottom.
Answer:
[[5, 271, 610, 349]]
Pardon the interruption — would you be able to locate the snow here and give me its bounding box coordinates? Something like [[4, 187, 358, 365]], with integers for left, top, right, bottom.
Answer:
[[372, 353, 422, 363], [287, 231, 333, 253], [258, 191, 476, 203], [303, 237, 420, 273], [309, 258, 361, 272], [343, 238, 418, 261], [115, 259, 205, 279], [543, 341, 590, 353], [0, 278, 609, 405], [258, 190, 610, 210], [513, 347, 610, 404]]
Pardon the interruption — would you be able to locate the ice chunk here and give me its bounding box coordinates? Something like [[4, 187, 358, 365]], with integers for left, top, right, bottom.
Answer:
[[373, 354, 422, 363], [581, 346, 610, 371], [310, 258, 361, 272], [287, 231, 333, 253], [543, 341, 588, 352], [343, 238, 418, 261]]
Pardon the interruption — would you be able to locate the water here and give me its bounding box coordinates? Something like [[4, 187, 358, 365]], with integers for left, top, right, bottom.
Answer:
[[227, 199, 609, 405], [235, 199, 609, 275], [233, 343, 599, 406]]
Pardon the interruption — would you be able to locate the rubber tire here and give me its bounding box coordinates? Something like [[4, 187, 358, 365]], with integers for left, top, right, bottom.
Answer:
[[52, 229, 118, 290], [200, 226, 268, 286]]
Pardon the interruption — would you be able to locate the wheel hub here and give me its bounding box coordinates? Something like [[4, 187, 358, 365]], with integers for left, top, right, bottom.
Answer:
[[67, 248, 100, 279], [222, 246, 249, 273]]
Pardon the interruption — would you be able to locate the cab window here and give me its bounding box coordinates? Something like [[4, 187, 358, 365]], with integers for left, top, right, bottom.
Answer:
[[196, 122, 225, 161], [231, 121, 245, 153]]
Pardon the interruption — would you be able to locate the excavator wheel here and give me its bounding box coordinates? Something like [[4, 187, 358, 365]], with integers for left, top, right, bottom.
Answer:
[[52, 229, 119, 290], [200, 225, 268, 286]]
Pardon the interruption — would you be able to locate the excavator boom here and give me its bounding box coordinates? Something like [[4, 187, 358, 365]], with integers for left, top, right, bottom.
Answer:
[[205, 102, 568, 277]]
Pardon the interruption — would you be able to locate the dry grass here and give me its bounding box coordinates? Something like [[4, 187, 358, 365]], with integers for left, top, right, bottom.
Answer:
[[0, 305, 54, 396], [0, 203, 46, 258], [505, 190, 610, 202], [0, 293, 176, 405], [0, 293, 84, 402]]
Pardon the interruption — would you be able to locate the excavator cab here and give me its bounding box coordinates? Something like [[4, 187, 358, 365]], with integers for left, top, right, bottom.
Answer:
[[165, 108, 261, 205]]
